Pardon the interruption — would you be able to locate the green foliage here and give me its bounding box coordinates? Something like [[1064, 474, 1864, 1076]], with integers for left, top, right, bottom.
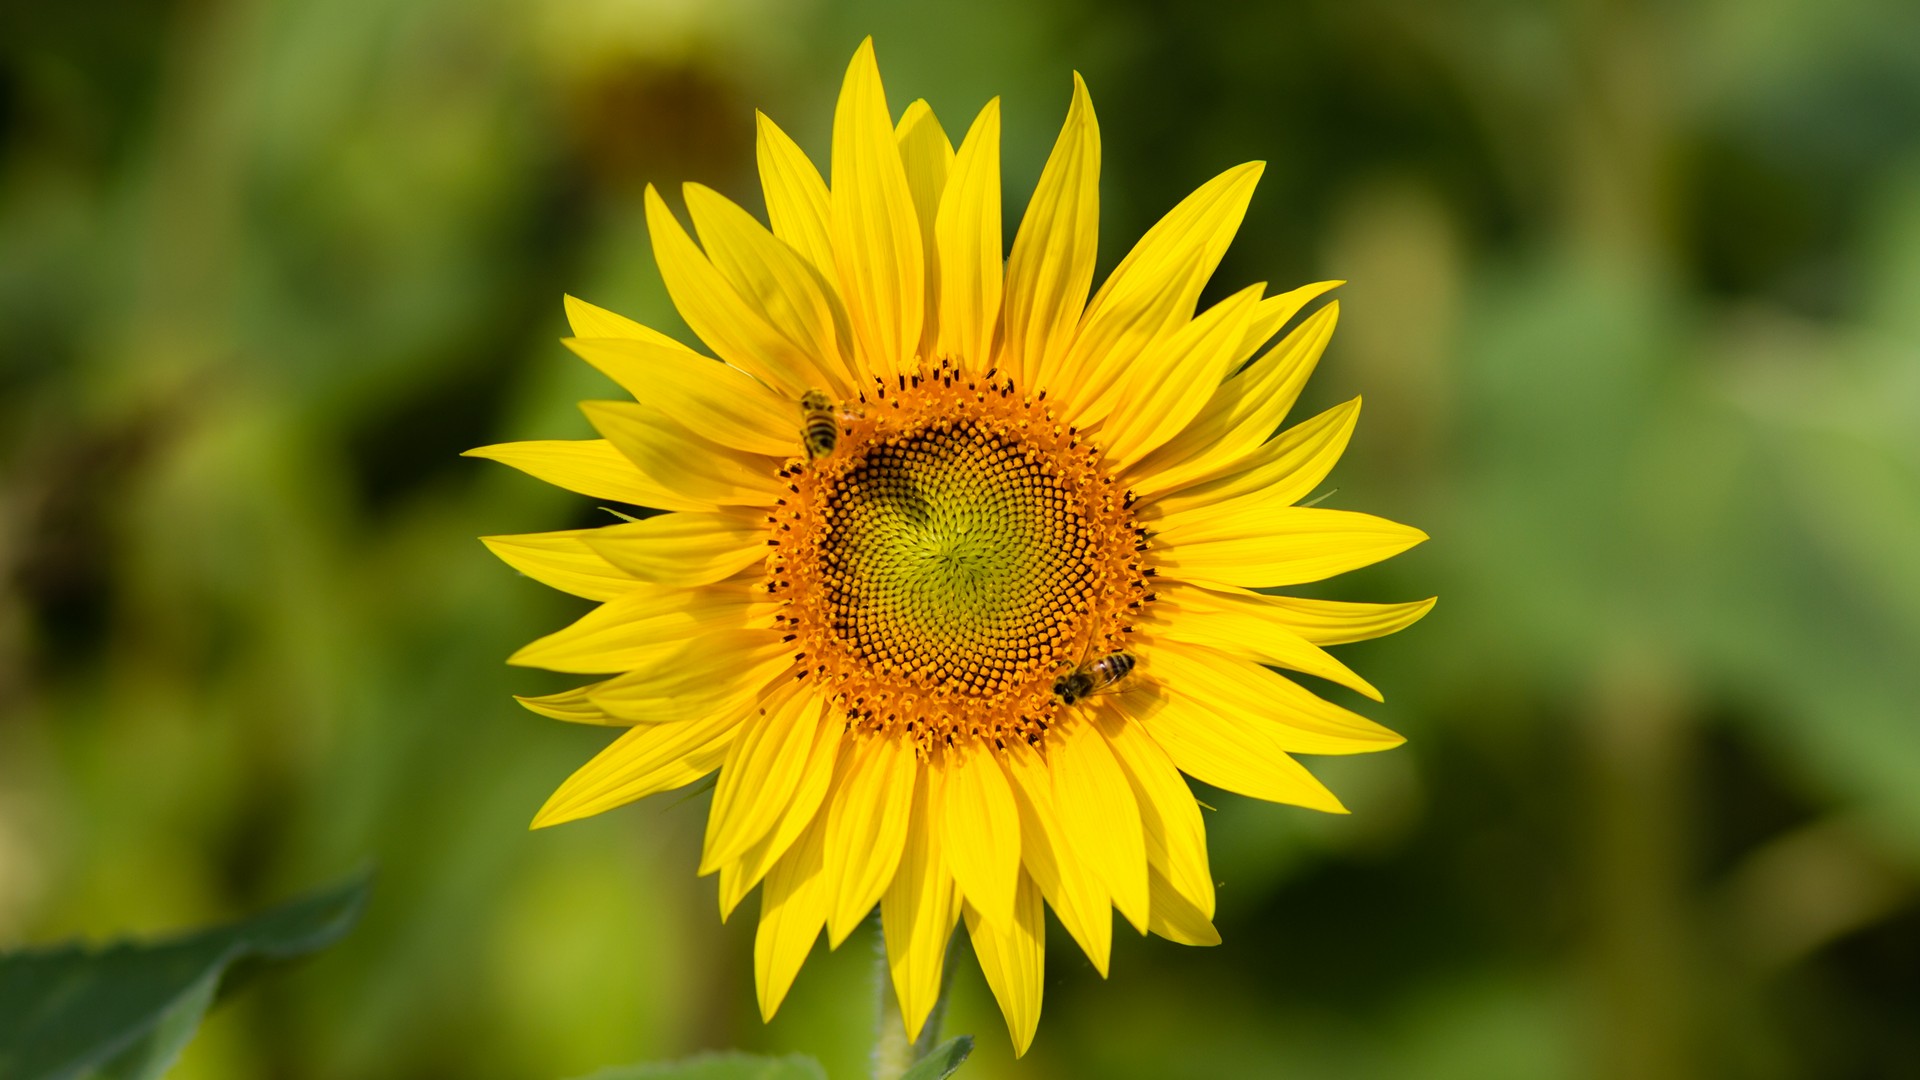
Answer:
[[568, 1036, 971, 1080], [898, 1037, 973, 1080], [0, 873, 370, 1080], [568, 1052, 827, 1080]]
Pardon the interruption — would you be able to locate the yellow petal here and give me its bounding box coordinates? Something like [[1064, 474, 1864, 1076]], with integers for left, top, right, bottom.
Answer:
[[830, 38, 924, 381], [1128, 300, 1339, 499], [755, 811, 830, 1021], [1002, 740, 1112, 976], [934, 98, 1004, 371], [939, 743, 1021, 931], [531, 698, 755, 828], [515, 681, 619, 725], [508, 581, 772, 674], [895, 99, 954, 364], [1144, 642, 1404, 755], [1145, 396, 1360, 515], [1253, 594, 1439, 646], [1097, 284, 1263, 469], [564, 335, 800, 457], [756, 112, 837, 277], [964, 873, 1045, 1058], [562, 294, 684, 347], [1234, 280, 1343, 364], [464, 439, 695, 510], [587, 634, 791, 721], [1117, 679, 1350, 813], [1065, 161, 1263, 421], [824, 731, 918, 945], [1050, 713, 1148, 933], [645, 184, 822, 398], [719, 702, 843, 921], [1147, 581, 1383, 701], [1091, 703, 1214, 918], [584, 400, 787, 509], [582, 511, 767, 588], [1153, 507, 1427, 589], [896, 100, 954, 230], [1147, 864, 1221, 947], [1003, 73, 1099, 393], [684, 182, 856, 395], [702, 685, 824, 872], [882, 766, 962, 1040], [480, 529, 641, 601]]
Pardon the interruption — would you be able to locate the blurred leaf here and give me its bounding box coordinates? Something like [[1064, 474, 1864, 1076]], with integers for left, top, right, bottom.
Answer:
[[899, 1036, 973, 1079], [89, 972, 218, 1080], [0, 871, 371, 1080], [567, 1053, 827, 1080]]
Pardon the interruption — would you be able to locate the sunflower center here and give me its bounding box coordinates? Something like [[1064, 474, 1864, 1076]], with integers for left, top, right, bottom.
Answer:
[[768, 365, 1148, 754], [821, 420, 1091, 693]]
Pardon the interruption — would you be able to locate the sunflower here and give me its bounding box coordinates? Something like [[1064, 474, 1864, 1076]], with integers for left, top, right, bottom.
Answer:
[[470, 39, 1431, 1056]]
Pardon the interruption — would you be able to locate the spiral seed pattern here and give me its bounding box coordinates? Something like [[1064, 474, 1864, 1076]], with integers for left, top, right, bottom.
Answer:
[[820, 420, 1092, 694], [766, 364, 1151, 754]]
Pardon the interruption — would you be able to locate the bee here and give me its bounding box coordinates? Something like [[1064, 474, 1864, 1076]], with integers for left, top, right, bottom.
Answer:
[[800, 389, 841, 460], [1051, 649, 1136, 706]]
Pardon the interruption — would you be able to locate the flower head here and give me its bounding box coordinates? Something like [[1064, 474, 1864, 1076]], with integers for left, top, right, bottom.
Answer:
[[471, 38, 1431, 1055]]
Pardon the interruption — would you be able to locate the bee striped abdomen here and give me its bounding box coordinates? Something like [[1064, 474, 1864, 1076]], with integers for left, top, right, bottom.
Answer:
[[800, 389, 838, 460]]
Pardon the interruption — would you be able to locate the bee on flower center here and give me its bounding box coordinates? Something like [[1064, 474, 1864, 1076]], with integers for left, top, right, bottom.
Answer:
[[799, 389, 845, 460], [1051, 649, 1137, 706]]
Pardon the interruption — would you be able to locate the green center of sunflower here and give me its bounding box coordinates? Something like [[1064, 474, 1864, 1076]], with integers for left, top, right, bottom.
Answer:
[[818, 421, 1094, 696], [767, 365, 1150, 754]]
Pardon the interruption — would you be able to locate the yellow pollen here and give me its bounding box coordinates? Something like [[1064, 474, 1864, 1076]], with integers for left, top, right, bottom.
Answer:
[[766, 363, 1149, 755]]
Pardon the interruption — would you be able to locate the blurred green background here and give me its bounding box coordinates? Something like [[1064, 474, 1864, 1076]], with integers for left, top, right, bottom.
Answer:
[[4, 0, 1919, 1076]]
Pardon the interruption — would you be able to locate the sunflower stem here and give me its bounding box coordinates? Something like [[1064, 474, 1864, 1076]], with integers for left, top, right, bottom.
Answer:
[[870, 916, 954, 1080]]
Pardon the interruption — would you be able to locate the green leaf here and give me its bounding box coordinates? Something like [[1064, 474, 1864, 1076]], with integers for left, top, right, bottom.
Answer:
[[89, 971, 219, 1080], [566, 1053, 828, 1080], [899, 1036, 974, 1080], [0, 870, 371, 1080]]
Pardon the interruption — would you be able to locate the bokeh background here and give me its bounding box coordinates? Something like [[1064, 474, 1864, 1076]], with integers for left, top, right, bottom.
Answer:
[[5, 0, 1919, 1076]]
